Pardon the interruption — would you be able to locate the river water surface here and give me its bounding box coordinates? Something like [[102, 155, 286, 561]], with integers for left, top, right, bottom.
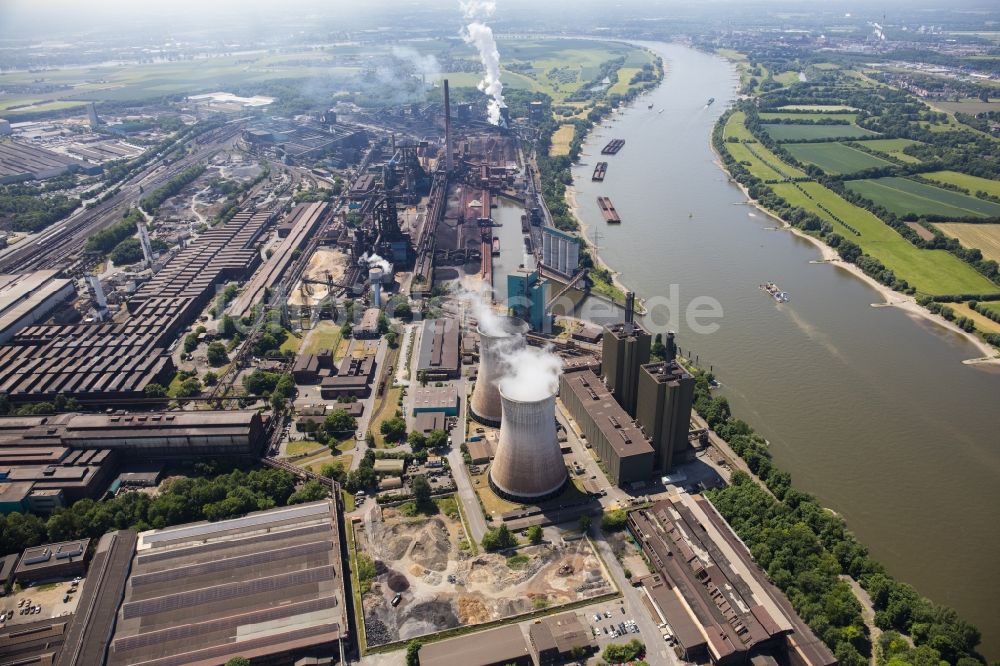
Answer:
[[570, 42, 1000, 657]]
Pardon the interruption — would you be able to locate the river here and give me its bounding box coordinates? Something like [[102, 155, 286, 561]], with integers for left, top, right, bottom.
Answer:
[[569, 42, 1000, 657]]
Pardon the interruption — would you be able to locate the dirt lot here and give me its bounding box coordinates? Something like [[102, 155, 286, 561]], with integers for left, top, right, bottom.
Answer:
[[290, 247, 350, 306], [356, 501, 613, 647], [1, 580, 82, 628]]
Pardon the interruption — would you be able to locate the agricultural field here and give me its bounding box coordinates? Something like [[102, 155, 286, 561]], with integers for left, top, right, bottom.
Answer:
[[923, 171, 1000, 199], [497, 39, 655, 103], [854, 138, 923, 164], [933, 99, 1000, 116], [723, 111, 755, 141], [846, 177, 1000, 219], [549, 124, 575, 156], [784, 142, 892, 175], [758, 112, 859, 122], [934, 224, 1000, 264], [769, 181, 1000, 295], [726, 143, 785, 181], [775, 104, 857, 112], [761, 123, 879, 141], [772, 71, 803, 86], [979, 301, 1000, 318]]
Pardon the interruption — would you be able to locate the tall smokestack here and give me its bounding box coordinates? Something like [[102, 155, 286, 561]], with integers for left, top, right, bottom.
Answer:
[[444, 79, 454, 173], [624, 291, 635, 334], [666, 330, 677, 362], [488, 385, 567, 502], [470, 316, 529, 426]]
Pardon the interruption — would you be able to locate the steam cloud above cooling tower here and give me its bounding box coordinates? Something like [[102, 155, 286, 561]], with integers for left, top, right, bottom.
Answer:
[[497, 346, 562, 402], [460, 0, 507, 126]]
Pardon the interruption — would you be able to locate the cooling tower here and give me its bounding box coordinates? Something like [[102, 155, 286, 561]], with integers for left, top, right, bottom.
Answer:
[[470, 316, 529, 427], [488, 386, 567, 502]]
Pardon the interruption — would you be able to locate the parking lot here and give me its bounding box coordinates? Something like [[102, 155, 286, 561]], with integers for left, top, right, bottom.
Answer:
[[0, 578, 83, 628]]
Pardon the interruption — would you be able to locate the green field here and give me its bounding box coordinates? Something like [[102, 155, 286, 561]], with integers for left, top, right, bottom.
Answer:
[[723, 111, 755, 141], [759, 112, 858, 123], [727, 143, 785, 181], [762, 123, 880, 141], [854, 138, 923, 164], [846, 177, 1000, 219], [776, 104, 857, 112], [770, 181, 999, 295], [784, 142, 892, 175], [980, 301, 1000, 318], [924, 171, 1000, 199]]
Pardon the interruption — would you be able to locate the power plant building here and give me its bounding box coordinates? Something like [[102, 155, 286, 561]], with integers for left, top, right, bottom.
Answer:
[[601, 303, 650, 417], [507, 269, 549, 332], [559, 369, 654, 486], [636, 360, 695, 473]]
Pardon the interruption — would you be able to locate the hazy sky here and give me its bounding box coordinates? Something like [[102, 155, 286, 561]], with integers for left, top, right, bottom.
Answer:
[[0, 0, 995, 43]]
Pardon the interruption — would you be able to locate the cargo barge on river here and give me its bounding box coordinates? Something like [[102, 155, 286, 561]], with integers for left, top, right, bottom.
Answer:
[[598, 197, 621, 224], [601, 139, 625, 155], [592, 162, 608, 181]]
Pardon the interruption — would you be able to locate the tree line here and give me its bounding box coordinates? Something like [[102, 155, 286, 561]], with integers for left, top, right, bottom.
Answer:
[[691, 370, 983, 666]]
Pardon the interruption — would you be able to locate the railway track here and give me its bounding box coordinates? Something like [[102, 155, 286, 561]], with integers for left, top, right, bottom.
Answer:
[[0, 123, 242, 274]]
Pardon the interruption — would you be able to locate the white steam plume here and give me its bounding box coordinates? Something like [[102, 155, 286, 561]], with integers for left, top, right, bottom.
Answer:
[[460, 1, 506, 126], [362, 252, 391, 273], [391, 46, 442, 84], [498, 345, 562, 402], [456, 280, 511, 337], [460, 0, 496, 19]]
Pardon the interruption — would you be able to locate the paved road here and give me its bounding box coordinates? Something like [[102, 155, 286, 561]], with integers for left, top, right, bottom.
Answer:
[[447, 376, 488, 542]]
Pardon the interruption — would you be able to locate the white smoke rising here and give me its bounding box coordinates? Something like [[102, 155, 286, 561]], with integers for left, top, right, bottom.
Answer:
[[456, 281, 511, 337], [460, 0, 496, 19], [498, 345, 562, 402], [460, 1, 506, 126], [362, 252, 391, 273], [391, 46, 442, 84]]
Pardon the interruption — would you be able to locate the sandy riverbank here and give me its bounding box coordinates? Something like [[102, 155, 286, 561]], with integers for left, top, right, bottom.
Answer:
[[712, 150, 1000, 365]]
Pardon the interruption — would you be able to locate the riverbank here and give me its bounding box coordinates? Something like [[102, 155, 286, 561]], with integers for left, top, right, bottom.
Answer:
[[711, 147, 1000, 365]]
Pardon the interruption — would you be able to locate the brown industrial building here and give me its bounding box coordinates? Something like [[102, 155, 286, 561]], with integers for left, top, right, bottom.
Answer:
[[13, 539, 90, 584], [293, 349, 336, 384], [636, 360, 696, 473], [107, 500, 348, 665], [0, 410, 267, 513], [0, 140, 100, 184], [559, 368, 654, 486], [2, 500, 349, 666], [601, 299, 650, 417], [0, 270, 77, 343], [629, 495, 837, 666], [418, 624, 533, 666], [417, 317, 461, 379], [528, 612, 598, 663], [0, 207, 275, 403], [320, 354, 377, 399]]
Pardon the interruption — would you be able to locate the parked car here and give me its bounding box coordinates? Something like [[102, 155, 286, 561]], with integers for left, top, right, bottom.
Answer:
[[391, 593, 402, 607]]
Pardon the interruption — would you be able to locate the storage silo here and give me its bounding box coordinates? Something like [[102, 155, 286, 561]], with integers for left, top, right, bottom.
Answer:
[[469, 316, 529, 427]]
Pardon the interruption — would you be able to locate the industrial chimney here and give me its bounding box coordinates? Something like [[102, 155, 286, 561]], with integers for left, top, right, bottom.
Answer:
[[488, 384, 567, 502], [443, 79, 454, 173], [470, 316, 529, 427]]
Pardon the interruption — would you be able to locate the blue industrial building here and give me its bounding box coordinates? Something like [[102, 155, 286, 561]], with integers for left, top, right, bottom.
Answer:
[[507, 268, 550, 332]]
